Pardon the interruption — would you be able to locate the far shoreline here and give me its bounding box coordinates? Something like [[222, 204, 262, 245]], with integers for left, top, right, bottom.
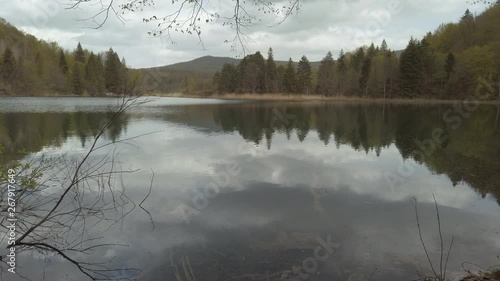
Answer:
[[158, 92, 500, 105], [2, 92, 500, 104]]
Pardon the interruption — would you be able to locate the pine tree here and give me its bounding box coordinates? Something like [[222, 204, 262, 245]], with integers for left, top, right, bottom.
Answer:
[[359, 57, 371, 96], [283, 58, 296, 93], [351, 48, 365, 71], [380, 39, 388, 55], [399, 38, 423, 97], [445, 52, 455, 80], [239, 52, 265, 93], [296, 55, 312, 94], [218, 63, 238, 92], [85, 52, 101, 95], [250, 52, 266, 93], [459, 9, 475, 49], [95, 54, 105, 93], [337, 49, 347, 95], [265, 48, 277, 93], [317, 51, 335, 96], [104, 48, 124, 94], [74, 42, 85, 63], [367, 43, 377, 58], [418, 36, 435, 94]]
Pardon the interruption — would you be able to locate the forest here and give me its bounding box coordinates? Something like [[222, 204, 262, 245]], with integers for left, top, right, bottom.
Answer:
[[213, 5, 500, 100], [0, 18, 139, 96]]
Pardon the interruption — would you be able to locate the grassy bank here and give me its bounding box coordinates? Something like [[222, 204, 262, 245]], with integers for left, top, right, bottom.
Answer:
[[159, 92, 500, 104]]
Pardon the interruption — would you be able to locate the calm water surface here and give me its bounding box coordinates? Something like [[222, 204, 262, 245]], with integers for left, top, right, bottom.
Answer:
[[0, 97, 499, 281]]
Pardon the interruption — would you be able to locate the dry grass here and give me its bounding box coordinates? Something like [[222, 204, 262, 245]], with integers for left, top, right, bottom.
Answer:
[[158, 92, 500, 104]]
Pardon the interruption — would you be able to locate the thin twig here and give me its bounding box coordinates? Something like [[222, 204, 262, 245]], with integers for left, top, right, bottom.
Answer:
[[412, 197, 439, 279]]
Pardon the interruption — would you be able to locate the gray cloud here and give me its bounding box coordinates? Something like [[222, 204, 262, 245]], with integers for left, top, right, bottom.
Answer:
[[0, 0, 492, 68]]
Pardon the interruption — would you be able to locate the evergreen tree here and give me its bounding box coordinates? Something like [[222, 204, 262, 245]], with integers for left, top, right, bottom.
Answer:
[[276, 64, 286, 93], [459, 9, 475, 49], [445, 52, 455, 80], [74, 42, 85, 63], [95, 54, 105, 93], [380, 39, 388, 55], [296, 55, 312, 94], [238, 52, 265, 93], [418, 36, 436, 94], [359, 57, 371, 96], [367, 43, 377, 58], [337, 49, 347, 95], [351, 48, 365, 71], [317, 51, 335, 96], [383, 51, 396, 98], [265, 48, 277, 93], [104, 48, 124, 93], [378, 39, 393, 97], [218, 63, 238, 92], [283, 58, 296, 93], [399, 38, 423, 97], [85, 52, 102, 95]]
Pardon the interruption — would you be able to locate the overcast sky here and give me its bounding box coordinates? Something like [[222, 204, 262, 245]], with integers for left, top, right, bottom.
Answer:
[[0, 0, 491, 68]]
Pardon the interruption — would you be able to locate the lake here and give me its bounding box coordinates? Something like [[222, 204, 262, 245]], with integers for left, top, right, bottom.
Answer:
[[1, 97, 499, 281]]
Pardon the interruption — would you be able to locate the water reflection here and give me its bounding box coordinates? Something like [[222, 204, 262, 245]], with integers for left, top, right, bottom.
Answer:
[[1, 98, 499, 281], [157, 102, 500, 204]]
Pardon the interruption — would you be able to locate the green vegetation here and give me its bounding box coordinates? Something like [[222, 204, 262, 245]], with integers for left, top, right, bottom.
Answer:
[[0, 19, 134, 96], [213, 5, 500, 100]]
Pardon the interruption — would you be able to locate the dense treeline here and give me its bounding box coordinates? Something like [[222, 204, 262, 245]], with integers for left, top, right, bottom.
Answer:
[[0, 18, 134, 96], [213, 5, 500, 99]]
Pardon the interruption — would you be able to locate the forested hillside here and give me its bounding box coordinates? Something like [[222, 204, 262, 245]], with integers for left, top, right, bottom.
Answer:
[[138, 56, 321, 94], [213, 5, 500, 99], [0, 18, 134, 96]]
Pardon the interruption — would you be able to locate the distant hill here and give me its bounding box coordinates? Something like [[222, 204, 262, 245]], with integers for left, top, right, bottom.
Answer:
[[144, 55, 322, 75], [159, 56, 240, 73]]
